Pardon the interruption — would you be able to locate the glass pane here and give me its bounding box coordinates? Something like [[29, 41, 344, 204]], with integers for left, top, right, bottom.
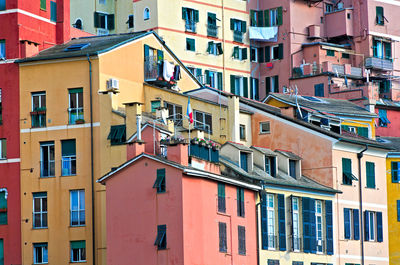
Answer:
[[81, 248, 86, 260], [42, 213, 47, 227], [43, 246, 48, 262], [79, 211, 85, 225], [34, 213, 40, 227], [32, 96, 39, 110], [50, 161, 55, 176], [42, 94, 46, 108], [70, 93, 77, 108], [42, 198, 47, 211], [49, 145, 54, 160], [71, 191, 78, 210], [78, 92, 83, 108], [71, 211, 78, 226], [79, 191, 85, 209], [34, 198, 41, 212]]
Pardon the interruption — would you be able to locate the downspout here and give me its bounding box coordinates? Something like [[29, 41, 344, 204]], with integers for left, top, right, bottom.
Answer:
[[255, 196, 261, 265], [87, 54, 96, 265], [357, 145, 368, 265]]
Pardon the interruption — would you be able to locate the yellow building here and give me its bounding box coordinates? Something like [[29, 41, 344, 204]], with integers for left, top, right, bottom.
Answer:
[[17, 31, 200, 265]]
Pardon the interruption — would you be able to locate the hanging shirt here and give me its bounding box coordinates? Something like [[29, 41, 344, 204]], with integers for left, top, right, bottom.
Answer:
[[163, 60, 174, 81]]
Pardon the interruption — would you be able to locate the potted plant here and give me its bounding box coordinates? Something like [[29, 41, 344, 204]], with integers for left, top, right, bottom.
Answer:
[[199, 138, 207, 147], [191, 137, 199, 145], [160, 137, 170, 145]]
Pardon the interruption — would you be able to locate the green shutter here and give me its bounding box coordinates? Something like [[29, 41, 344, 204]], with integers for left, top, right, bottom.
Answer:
[[278, 43, 284, 59], [217, 72, 223, 90], [144, 44, 149, 57], [250, 78, 254, 99], [187, 38, 195, 51], [94, 12, 100, 28], [233, 46, 239, 59], [265, 46, 270, 62], [71, 240, 86, 249], [40, 0, 46, 10], [274, 76, 279, 92], [277, 7, 283, 26], [0, 239, 3, 265], [196, 68, 202, 78], [62, 139, 76, 156], [241, 20, 246, 33], [205, 70, 210, 85], [208, 12, 216, 25], [258, 48, 264, 63], [243, 77, 248, 98], [218, 183, 225, 197], [265, 77, 271, 94], [50, 1, 57, 22], [264, 10, 269, 27], [357, 127, 368, 138], [157, 49, 164, 62], [230, 75, 236, 94], [366, 162, 375, 188], [250, 10, 256, 26], [242, 48, 247, 60], [69, 88, 83, 94], [107, 14, 115, 30], [230, 18, 235, 30], [0, 192, 6, 210], [217, 43, 223, 55], [182, 7, 187, 20], [385, 42, 392, 59], [376, 6, 384, 25], [194, 10, 199, 22], [207, 41, 213, 53], [257, 11, 264, 27]]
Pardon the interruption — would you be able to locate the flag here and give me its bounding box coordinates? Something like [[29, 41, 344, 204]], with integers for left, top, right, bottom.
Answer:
[[187, 97, 193, 124]]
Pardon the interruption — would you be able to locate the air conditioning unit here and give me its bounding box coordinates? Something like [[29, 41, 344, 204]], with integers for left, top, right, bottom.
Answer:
[[107, 78, 119, 91]]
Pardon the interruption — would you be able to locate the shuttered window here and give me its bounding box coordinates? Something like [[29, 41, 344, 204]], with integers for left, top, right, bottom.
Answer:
[[250, 77, 259, 100], [364, 211, 382, 242], [376, 6, 384, 25], [238, 226, 246, 255], [40, 0, 46, 10], [0, 191, 6, 225], [302, 197, 316, 253], [342, 158, 353, 185], [50, 1, 56, 22], [107, 125, 126, 145], [366, 162, 375, 188], [353, 209, 360, 240], [377, 212, 383, 242], [153, 169, 166, 193], [0, 139, 5, 159], [240, 152, 248, 172], [219, 222, 227, 252], [344, 208, 351, 239], [218, 183, 225, 213], [0, 0, 5, 11], [278, 194, 286, 251], [186, 38, 195, 51], [237, 188, 245, 217], [154, 225, 167, 250], [392, 162, 399, 183], [326, 200, 334, 254], [397, 200, 400, 222], [261, 193, 268, 249]]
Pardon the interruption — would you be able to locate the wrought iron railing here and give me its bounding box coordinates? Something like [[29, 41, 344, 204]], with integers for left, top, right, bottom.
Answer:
[[207, 24, 218, 37], [185, 20, 197, 33], [233, 30, 243, 43]]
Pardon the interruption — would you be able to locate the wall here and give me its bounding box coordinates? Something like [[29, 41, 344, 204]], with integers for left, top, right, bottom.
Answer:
[[375, 107, 400, 137]]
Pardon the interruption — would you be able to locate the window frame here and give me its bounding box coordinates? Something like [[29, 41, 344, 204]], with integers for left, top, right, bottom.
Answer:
[[62, 139, 76, 176], [70, 241, 86, 262], [315, 200, 324, 253], [33, 193, 48, 229], [260, 121, 270, 134], [292, 197, 300, 251], [40, 142, 55, 177], [367, 211, 376, 241], [0, 39, 5, 59], [239, 124, 246, 140], [392, 162, 400, 183], [70, 190, 85, 227], [193, 110, 212, 134], [250, 47, 258, 62], [33, 243, 48, 264], [267, 193, 276, 250], [68, 88, 84, 124], [270, 8, 278, 26], [186, 37, 196, 52], [271, 45, 280, 60], [164, 101, 183, 125]]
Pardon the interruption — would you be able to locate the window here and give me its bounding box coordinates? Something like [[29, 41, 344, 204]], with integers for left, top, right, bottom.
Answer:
[[70, 190, 85, 226], [239, 124, 246, 140], [373, 38, 391, 60], [366, 162, 375, 188], [40, 142, 54, 177], [31, 92, 46, 128], [265, 75, 279, 94], [342, 53, 350, 59], [153, 169, 166, 193], [314, 83, 324, 97], [250, 77, 259, 100], [218, 183, 225, 213], [268, 260, 279, 265], [240, 152, 248, 172], [232, 46, 247, 61], [342, 158, 354, 185], [107, 125, 126, 145], [73, 19, 83, 29], [265, 156, 276, 177], [289, 160, 296, 179], [40, 0, 46, 10], [62, 140, 76, 176], [237, 188, 245, 217], [182, 7, 199, 32], [154, 225, 167, 250], [392, 162, 400, 183], [397, 200, 400, 222], [205, 70, 222, 90], [0, 88, 2, 124], [0, 0, 5, 11], [164, 102, 183, 125], [250, 10, 257, 26], [238, 226, 246, 255], [230, 19, 246, 43], [219, 222, 227, 252], [325, 3, 333, 13], [344, 208, 360, 240], [250, 47, 257, 62], [0, 40, 5, 59], [207, 12, 218, 37], [71, 241, 86, 262], [127, 15, 134, 29], [186, 38, 195, 51], [207, 41, 223, 55], [0, 191, 7, 225], [194, 110, 212, 133], [266, 44, 283, 61], [33, 243, 48, 264], [376, 6, 384, 25], [267, 194, 275, 249], [378, 109, 390, 127], [144, 7, 150, 20], [292, 197, 300, 251], [230, 75, 249, 97], [364, 211, 383, 242], [0, 239, 3, 265], [315, 200, 323, 253], [0, 139, 5, 159], [68, 88, 83, 124], [379, 80, 391, 94], [260, 121, 270, 134], [151, 100, 161, 112], [271, 45, 280, 60], [33, 192, 47, 228], [94, 12, 114, 30], [50, 1, 56, 22]]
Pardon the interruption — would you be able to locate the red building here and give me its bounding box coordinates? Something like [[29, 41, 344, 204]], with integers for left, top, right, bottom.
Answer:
[[0, 0, 89, 262]]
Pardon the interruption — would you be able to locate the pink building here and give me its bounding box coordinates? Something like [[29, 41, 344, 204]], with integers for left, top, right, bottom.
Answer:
[[99, 140, 260, 265]]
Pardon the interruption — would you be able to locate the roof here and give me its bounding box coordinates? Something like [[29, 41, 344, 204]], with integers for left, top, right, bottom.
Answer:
[[250, 146, 277, 156], [378, 137, 400, 152], [275, 150, 302, 160], [265, 93, 377, 118], [223, 141, 253, 152], [301, 41, 352, 50], [376, 99, 400, 109]]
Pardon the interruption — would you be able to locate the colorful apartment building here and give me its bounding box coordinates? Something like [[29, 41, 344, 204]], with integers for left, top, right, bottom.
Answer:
[[16, 31, 200, 265]]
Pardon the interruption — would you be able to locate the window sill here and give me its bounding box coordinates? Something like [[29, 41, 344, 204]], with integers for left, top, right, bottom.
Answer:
[[40, 176, 56, 178], [61, 174, 77, 177], [365, 186, 376, 189], [69, 225, 86, 228], [217, 211, 230, 217], [70, 261, 87, 263], [259, 132, 270, 135], [32, 227, 48, 230]]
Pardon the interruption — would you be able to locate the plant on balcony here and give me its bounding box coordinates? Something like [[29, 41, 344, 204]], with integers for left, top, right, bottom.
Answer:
[[161, 136, 187, 145], [191, 137, 200, 145]]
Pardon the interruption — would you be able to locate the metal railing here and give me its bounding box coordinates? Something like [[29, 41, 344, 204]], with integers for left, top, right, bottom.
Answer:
[[365, 57, 393, 71], [31, 112, 46, 128], [185, 20, 197, 33], [68, 108, 84, 124], [144, 55, 159, 81], [233, 30, 243, 43], [207, 24, 218, 37], [62, 157, 76, 176]]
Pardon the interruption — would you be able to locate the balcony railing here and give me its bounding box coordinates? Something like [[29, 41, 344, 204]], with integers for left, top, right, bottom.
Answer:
[[365, 57, 393, 71], [233, 30, 243, 43], [41, 160, 55, 178], [144, 55, 159, 81], [31, 111, 46, 128], [62, 156, 76, 176], [97, 28, 109, 36], [332, 64, 344, 75], [185, 20, 197, 33], [207, 24, 218, 37], [68, 108, 84, 125]]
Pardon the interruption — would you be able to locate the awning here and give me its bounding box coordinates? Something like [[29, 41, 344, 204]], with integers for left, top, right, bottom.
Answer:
[[249, 26, 278, 42]]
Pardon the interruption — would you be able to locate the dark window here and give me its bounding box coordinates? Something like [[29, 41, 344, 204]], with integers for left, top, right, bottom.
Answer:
[[40, 142, 55, 177], [342, 53, 350, 59], [207, 12, 218, 37], [204, 70, 223, 90], [127, 15, 134, 28], [219, 222, 227, 252], [194, 110, 212, 134], [250, 47, 257, 62], [378, 109, 390, 127], [33, 243, 48, 263], [71, 241, 86, 262], [293, 262, 304, 265], [232, 46, 247, 60], [289, 160, 296, 179], [164, 102, 183, 125], [107, 125, 126, 145], [366, 162, 375, 188], [0, 0, 5, 10], [397, 200, 400, 222], [314, 83, 324, 97], [33, 192, 47, 228], [373, 39, 391, 60], [268, 260, 280, 265], [62, 139, 76, 176], [154, 225, 167, 250], [250, 77, 259, 100], [325, 3, 333, 13], [186, 38, 195, 51], [237, 188, 245, 217], [238, 226, 246, 255], [218, 183, 225, 213], [0, 40, 5, 59], [342, 158, 353, 185], [0, 139, 5, 159], [239, 124, 246, 140], [0, 88, 2, 125], [392, 162, 400, 183], [326, 49, 335, 56], [74, 19, 83, 30], [260, 122, 270, 134], [240, 152, 248, 172], [0, 191, 7, 225], [94, 12, 115, 30], [40, 0, 46, 10], [50, 1, 56, 22], [68, 88, 83, 124], [153, 169, 166, 193], [207, 41, 223, 55], [376, 6, 384, 25]]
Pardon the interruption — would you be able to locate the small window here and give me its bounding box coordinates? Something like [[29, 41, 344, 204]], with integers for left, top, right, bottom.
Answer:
[[40, 0, 46, 10], [71, 241, 86, 262], [40, 142, 55, 177], [0, 40, 5, 59], [153, 169, 166, 193], [144, 7, 150, 20], [68, 88, 84, 124], [127, 15, 134, 29], [70, 190, 85, 226], [250, 47, 257, 62], [154, 225, 167, 250], [342, 53, 350, 59], [240, 152, 248, 172], [342, 158, 355, 185], [260, 121, 270, 134], [186, 38, 195, 52], [366, 162, 376, 188], [238, 225, 246, 255], [62, 139, 76, 176], [271, 45, 280, 60], [0, 0, 5, 11], [219, 222, 227, 252], [268, 259, 280, 265], [194, 110, 212, 134], [151, 100, 161, 112], [218, 183, 226, 213], [107, 125, 126, 145], [50, 1, 56, 22], [207, 41, 223, 55], [0, 191, 7, 225], [347, 13, 351, 19], [376, 6, 384, 25], [289, 160, 296, 179], [73, 19, 83, 30], [326, 49, 335, 56], [237, 188, 245, 217], [378, 109, 390, 127], [325, 3, 333, 13], [392, 162, 400, 183], [33, 192, 47, 228], [239, 124, 246, 140], [0, 139, 6, 159], [33, 243, 48, 264]]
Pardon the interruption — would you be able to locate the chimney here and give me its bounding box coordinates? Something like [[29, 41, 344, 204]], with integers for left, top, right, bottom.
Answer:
[[168, 143, 188, 166], [228, 95, 240, 143], [124, 102, 143, 141], [56, 0, 71, 44], [127, 141, 145, 160], [20, 41, 39, 58]]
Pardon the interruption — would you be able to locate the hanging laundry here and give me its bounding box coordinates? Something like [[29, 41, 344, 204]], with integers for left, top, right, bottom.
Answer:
[[173, 65, 181, 81], [163, 60, 174, 81]]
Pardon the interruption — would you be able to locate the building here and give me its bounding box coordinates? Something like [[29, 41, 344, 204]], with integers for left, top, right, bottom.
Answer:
[[17, 31, 200, 265]]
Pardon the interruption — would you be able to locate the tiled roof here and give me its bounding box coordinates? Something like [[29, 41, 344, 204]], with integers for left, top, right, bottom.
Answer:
[[223, 141, 253, 152], [275, 150, 302, 160], [378, 137, 400, 152], [250, 146, 277, 156]]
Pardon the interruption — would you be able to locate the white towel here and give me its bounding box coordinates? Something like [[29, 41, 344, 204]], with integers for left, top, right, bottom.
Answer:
[[163, 60, 174, 81]]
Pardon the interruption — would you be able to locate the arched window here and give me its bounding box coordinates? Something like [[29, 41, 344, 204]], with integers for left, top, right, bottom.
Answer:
[[73, 19, 83, 30], [144, 7, 150, 20]]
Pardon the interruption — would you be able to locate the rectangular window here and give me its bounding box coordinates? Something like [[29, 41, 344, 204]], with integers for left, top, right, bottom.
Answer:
[[376, 6, 384, 25], [182, 7, 199, 32], [364, 210, 383, 242], [325, 3, 333, 13], [0, 139, 5, 159], [292, 197, 300, 251], [326, 49, 335, 56], [40, 142, 54, 177], [0, 40, 5, 59], [70, 190, 85, 226], [268, 259, 280, 265], [71, 241, 86, 262], [314, 83, 324, 97], [207, 12, 218, 37], [271, 45, 279, 60], [392, 162, 400, 183], [218, 183, 226, 213], [0, 88, 2, 125], [232, 46, 247, 61], [153, 169, 166, 193], [127, 15, 134, 28], [0, 0, 5, 11], [107, 125, 126, 145], [50, 1, 56, 22], [378, 109, 390, 127], [366, 211, 375, 241], [154, 225, 167, 250], [62, 140, 76, 176], [266, 75, 279, 94], [344, 208, 352, 239], [289, 160, 296, 179], [207, 41, 223, 55], [240, 152, 248, 172], [342, 158, 353, 185], [33, 243, 48, 264], [342, 53, 350, 59], [250, 10, 257, 26], [373, 39, 391, 60], [68, 88, 83, 124], [260, 121, 270, 134], [151, 100, 161, 112], [315, 200, 323, 253], [231, 19, 246, 43], [219, 222, 227, 252], [164, 102, 183, 125], [239, 124, 246, 140], [94, 12, 114, 30], [33, 192, 47, 228], [397, 200, 400, 222], [250, 77, 259, 100], [267, 194, 275, 249], [186, 38, 195, 51], [366, 162, 375, 188], [238, 226, 246, 255], [270, 8, 278, 26], [0, 191, 7, 225], [237, 188, 245, 217], [40, 0, 46, 10], [205, 70, 222, 90], [250, 47, 257, 62], [194, 110, 212, 134], [31, 92, 46, 128]]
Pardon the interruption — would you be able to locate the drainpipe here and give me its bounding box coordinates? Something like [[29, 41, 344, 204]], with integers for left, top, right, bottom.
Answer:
[[357, 145, 368, 265], [87, 54, 96, 265], [255, 197, 261, 265]]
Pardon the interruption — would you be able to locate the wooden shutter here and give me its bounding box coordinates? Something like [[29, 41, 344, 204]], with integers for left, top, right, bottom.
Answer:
[[217, 43, 223, 55], [257, 11, 264, 27], [218, 183, 225, 213], [182, 7, 187, 20], [264, 10, 270, 27], [302, 197, 310, 253], [250, 10, 256, 26], [265, 77, 271, 95], [278, 194, 286, 251], [207, 41, 213, 53], [309, 198, 316, 253], [230, 75, 236, 94], [277, 7, 283, 25], [217, 72, 223, 90], [241, 20, 246, 33], [40, 0, 46, 10], [344, 208, 351, 239], [274, 76, 279, 92], [107, 14, 115, 30], [397, 201, 400, 222], [194, 10, 199, 22], [233, 46, 239, 59], [94, 12, 101, 28], [265, 46, 271, 62], [258, 47, 264, 63], [50, 1, 57, 22], [353, 209, 360, 240], [278, 43, 284, 59], [261, 193, 269, 249], [377, 212, 383, 242], [326, 200, 334, 255], [364, 211, 369, 241], [230, 18, 235, 30], [366, 162, 375, 188], [205, 70, 210, 85], [243, 77, 248, 98], [250, 78, 254, 99], [242, 48, 248, 60]]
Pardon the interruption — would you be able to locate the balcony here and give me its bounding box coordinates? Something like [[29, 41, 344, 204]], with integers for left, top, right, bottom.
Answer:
[[365, 57, 393, 71], [325, 9, 354, 39], [233, 30, 243, 43], [68, 108, 84, 125], [207, 24, 218, 37], [97, 28, 109, 36], [185, 20, 196, 33], [292, 61, 363, 78]]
